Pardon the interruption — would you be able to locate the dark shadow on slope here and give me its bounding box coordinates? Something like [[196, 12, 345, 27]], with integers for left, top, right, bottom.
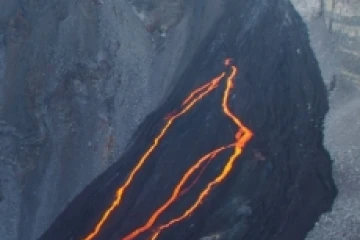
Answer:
[[39, 0, 337, 240]]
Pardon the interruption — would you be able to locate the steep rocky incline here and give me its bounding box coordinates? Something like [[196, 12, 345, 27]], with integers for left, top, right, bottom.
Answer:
[[0, 0, 222, 239], [0, 0, 358, 239], [38, 1, 337, 240], [0, 1, 155, 239]]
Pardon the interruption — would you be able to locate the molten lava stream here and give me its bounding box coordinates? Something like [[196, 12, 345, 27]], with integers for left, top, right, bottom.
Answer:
[[148, 64, 253, 240], [83, 72, 226, 240], [121, 61, 252, 240], [122, 144, 234, 240], [179, 151, 219, 197]]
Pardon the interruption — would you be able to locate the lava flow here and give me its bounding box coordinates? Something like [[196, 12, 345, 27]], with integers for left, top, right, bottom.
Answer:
[[149, 64, 253, 240], [83, 59, 253, 240], [122, 144, 234, 240], [83, 71, 226, 240]]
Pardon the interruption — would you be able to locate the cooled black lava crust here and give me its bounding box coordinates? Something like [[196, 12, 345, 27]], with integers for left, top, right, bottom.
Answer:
[[39, 0, 337, 240]]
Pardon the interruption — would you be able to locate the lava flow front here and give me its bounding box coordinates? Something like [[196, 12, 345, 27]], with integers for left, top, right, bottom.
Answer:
[[83, 59, 253, 240]]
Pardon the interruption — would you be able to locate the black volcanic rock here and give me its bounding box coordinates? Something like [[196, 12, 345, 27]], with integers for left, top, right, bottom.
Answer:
[[39, 0, 337, 240]]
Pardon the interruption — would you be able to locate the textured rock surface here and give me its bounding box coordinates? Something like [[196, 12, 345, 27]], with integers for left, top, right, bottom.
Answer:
[[0, 0, 188, 239], [0, 0, 156, 239], [291, 0, 360, 239], [0, 0, 221, 239]]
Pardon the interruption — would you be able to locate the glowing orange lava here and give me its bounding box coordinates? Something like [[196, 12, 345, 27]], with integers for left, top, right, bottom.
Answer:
[[122, 144, 234, 240], [83, 59, 253, 240], [83, 72, 226, 240], [148, 63, 253, 240]]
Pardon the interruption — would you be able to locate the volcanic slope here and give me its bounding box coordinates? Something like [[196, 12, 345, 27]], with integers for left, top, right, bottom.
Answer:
[[39, 0, 337, 240]]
